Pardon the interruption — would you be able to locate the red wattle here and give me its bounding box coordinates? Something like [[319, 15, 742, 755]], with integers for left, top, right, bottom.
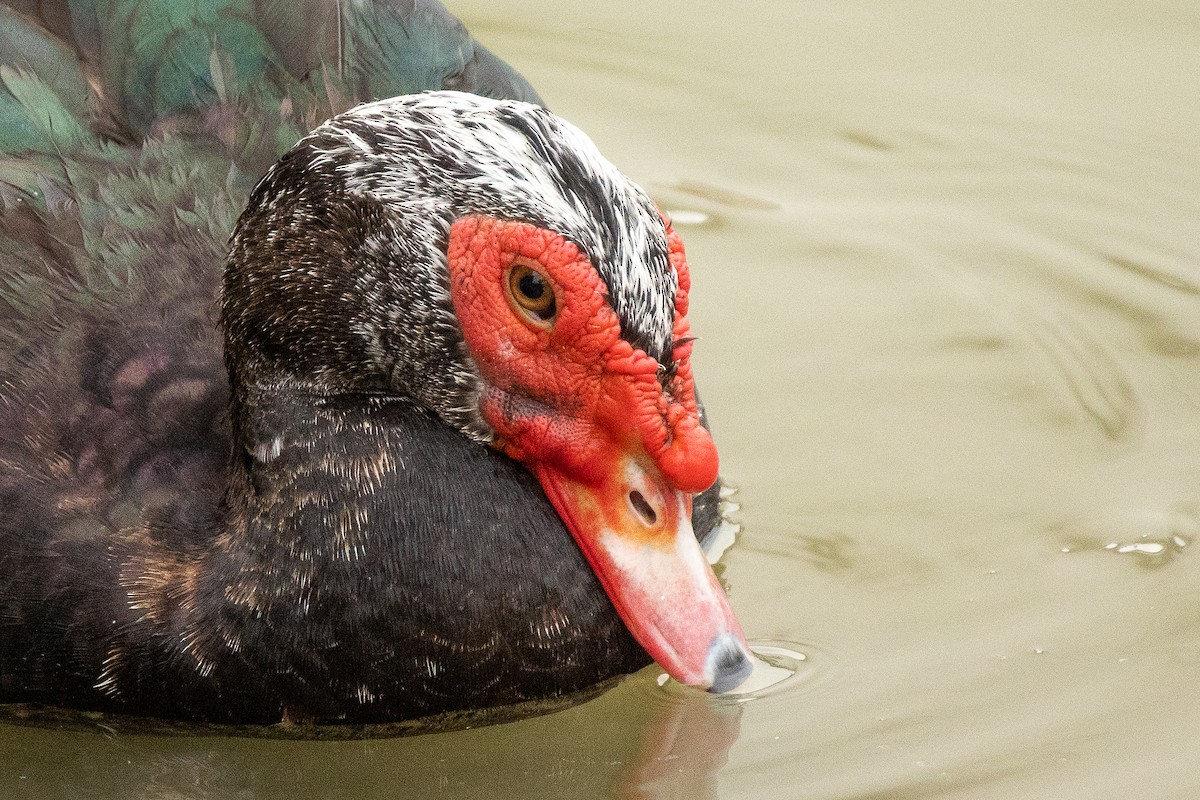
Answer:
[[658, 417, 719, 493]]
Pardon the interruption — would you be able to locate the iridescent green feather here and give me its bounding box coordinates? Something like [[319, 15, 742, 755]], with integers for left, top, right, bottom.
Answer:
[[0, 0, 539, 405]]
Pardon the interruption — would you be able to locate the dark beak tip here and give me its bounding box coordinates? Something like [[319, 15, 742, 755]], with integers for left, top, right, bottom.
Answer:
[[705, 634, 753, 693]]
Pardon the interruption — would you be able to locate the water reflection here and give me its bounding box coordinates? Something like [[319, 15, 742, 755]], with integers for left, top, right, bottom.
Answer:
[[612, 690, 741, 800], [0, 675, 746, 800]]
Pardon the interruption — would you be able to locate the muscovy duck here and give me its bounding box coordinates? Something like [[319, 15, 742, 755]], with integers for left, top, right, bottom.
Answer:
[[0, 0, 750, 724]]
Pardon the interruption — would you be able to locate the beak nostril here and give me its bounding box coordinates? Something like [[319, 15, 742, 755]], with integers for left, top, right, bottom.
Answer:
[[628, 490, 658, 527]]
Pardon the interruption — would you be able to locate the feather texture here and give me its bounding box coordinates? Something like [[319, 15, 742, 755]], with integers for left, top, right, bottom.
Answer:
[[0, 1, 722, 723]]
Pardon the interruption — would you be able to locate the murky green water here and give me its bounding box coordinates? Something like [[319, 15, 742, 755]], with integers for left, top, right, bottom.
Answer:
[[3, 1, 1199, 797]]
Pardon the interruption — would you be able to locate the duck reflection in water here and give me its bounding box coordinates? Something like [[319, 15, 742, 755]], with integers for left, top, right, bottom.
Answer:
[[0, 684, 743, 799]]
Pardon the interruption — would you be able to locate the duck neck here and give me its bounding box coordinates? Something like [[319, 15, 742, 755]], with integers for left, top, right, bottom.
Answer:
[[220, 382, 413, 583], [173, 386, 421, 713]]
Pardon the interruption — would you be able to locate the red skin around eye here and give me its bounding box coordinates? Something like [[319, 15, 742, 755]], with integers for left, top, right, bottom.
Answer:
[[445, 216, 718, 494], [447, 215, 748, 692]]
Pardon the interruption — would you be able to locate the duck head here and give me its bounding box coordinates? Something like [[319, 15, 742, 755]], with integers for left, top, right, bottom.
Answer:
[[221, 91, 751, 693]]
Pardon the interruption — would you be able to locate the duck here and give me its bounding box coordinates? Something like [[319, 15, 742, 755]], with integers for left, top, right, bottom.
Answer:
[[0, 0, 751, 724]]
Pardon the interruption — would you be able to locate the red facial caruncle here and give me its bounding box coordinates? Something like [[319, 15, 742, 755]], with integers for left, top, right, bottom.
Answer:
[[447, 214, 751, 692]]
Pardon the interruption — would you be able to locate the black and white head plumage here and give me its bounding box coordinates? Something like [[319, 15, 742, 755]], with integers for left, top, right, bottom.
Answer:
[[223, 90, 678, 444]]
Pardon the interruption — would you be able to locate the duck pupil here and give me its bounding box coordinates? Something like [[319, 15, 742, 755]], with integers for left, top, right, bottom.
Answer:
[[519, 272, 544, 299]]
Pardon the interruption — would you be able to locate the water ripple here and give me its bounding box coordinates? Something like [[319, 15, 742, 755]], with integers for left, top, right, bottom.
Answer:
[[1020, 307, 1140, 442], [1051, 503, 1199, 569], [648, 639, 836, 705]]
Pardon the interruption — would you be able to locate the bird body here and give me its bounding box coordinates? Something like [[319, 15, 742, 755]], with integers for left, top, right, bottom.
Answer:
[[0, 0, 747, 725]]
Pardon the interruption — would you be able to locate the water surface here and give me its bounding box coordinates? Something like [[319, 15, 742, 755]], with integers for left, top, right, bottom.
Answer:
[[4, 1, 1199, 797]]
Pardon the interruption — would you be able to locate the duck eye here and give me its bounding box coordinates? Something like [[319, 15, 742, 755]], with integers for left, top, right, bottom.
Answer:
[[507, 262, 557, 325]]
